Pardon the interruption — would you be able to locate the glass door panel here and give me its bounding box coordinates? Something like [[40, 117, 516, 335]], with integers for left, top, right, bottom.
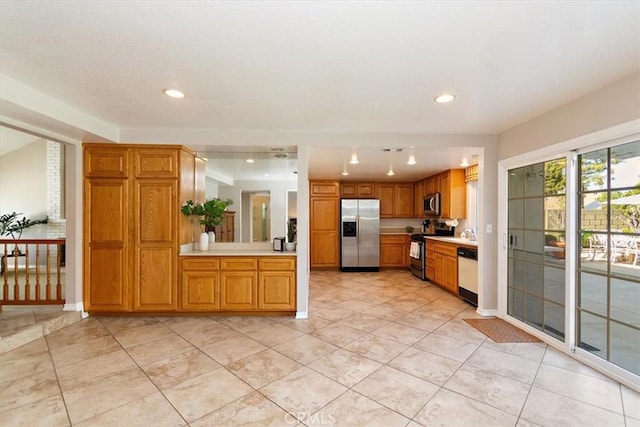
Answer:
[[577, 140, 640, 375], [507, 158, 567, 340]]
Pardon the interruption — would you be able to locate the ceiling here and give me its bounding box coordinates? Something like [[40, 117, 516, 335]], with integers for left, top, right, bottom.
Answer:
[[1, 1, 639, 181]]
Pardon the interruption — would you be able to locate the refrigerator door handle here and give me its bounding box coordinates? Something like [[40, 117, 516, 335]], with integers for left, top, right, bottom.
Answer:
[[356, 214, 359, 244]]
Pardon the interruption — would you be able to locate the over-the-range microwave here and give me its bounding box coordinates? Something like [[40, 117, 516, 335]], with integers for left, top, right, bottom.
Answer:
[[423, 193, 440, 216]]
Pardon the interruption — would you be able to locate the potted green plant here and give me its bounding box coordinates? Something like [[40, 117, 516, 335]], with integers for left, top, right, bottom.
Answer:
[[286, 219, 296, 251], [0, 212, 48, 268], [181, 198, 233, 250], [201, 198, 234, 236]]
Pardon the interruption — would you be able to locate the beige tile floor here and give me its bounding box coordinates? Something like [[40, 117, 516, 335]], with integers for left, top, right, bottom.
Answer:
[[1, 270, 639, 426]]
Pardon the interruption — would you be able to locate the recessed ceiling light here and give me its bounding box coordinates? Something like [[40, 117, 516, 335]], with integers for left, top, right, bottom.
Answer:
[[246, 158, 255, 163], [434, 93, 455, 103], [387, 167, 395, 176], [407, 154, 416, 165], [164, 89, 185, 98], [460, 157, 470, 167], [341, 171, 349, 176], [349, 153, 359, 165]]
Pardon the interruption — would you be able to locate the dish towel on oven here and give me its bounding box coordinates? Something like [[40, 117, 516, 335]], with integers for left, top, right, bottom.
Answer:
[[410, 241, 420, 259]]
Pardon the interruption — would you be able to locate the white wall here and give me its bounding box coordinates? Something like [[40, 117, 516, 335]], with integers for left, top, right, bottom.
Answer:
[[0, 139, 48, 238], [498, 72, 640, 159], [218, 179, 298, 242]]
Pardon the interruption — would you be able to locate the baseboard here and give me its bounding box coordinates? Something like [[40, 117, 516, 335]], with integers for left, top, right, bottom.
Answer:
[[295, 311, 309, 319], [476, 308, 498, 317], [63, 301, 86, 318]]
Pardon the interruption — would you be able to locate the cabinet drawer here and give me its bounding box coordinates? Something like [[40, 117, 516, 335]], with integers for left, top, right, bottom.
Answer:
[[221, 258, 258, 270], [259, 257, 296, 271], [425, 240, 435, 251], [434, 242, 458, 257], [426, 258, 435, 269], [380, 235, 407, 244], [182, 257, 220, 271]]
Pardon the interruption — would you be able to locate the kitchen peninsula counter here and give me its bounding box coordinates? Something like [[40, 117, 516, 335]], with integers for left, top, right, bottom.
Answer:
[[180, 242, 297, 312]]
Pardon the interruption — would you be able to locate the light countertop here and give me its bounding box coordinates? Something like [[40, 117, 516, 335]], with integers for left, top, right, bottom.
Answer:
[[180, 242, 298, 257], [426, 236, 478, 247]]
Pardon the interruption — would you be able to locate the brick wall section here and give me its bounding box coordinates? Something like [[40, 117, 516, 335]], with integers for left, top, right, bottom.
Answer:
[[46, 141, 66, 239], [547, 209, 628, 232]]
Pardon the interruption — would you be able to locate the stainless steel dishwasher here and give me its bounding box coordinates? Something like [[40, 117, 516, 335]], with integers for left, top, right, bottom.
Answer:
[[457, 247, 478, 306]]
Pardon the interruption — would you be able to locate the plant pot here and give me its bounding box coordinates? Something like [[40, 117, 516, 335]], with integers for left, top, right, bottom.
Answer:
[[285, 242, 296, 251], [198, 232, 209, 251]]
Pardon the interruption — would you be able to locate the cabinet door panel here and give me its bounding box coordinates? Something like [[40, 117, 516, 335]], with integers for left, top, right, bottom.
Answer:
[[84, 147, 128, 178], [377, 184, 395, 217], [311, 231, 339, 267], [341, 183, 357, 198], [311, 198, 338, 231], [84, 179, 129, 311], [444, 255, 458, 293], [258, 271, 296, 310], [87, 248, 128, 310], [136, 181, 175, 243], [134, 149, 178, 178], [182, 272, 219, 310], [395, 184, 414, 217], [220, 271, 257, 310], [357, 184, 376, 198], [310, 181, 339, 197], [134, 247, 176, 310]]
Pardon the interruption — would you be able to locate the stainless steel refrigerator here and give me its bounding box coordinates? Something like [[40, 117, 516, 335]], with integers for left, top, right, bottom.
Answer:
[[340, 199, 380, 271]]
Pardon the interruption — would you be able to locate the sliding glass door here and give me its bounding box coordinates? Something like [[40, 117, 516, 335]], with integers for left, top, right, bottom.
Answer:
[[507, 158, 567, 340], [577, 140, 640, 375]]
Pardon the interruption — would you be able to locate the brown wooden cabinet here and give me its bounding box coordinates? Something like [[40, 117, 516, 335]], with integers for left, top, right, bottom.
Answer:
[[432, 240, 458, 294], [414, 180, 424, 217], [310, 181, 340, 268], [380, 234, 409, 267], [425, 239, 435, 281], [395, 184, 414, 218], [213, 211, 235, 242], [181, 258, 220, 310], [376, 183, 415, 218], [83, 143, 196, 313], [437, 169, 466, 219], [258, 258, 296, 310], [179, 255, 295, 312], [341, 183, 376, 198]]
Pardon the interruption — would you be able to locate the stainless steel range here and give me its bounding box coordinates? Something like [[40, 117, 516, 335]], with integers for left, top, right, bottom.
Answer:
[[409, 222, 455, 281]]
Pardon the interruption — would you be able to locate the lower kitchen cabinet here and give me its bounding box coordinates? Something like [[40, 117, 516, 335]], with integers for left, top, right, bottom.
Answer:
[[180, 255, 296, 312], [380, 235, 409, 267], [182, 272, 220, 310], [220, 271, 258, 310], [432, 241, 458, 294], [425, 240, 435, 281]]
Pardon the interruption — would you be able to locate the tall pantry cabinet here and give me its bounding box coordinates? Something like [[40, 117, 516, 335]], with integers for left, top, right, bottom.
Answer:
[[83, 144, 196, 312]]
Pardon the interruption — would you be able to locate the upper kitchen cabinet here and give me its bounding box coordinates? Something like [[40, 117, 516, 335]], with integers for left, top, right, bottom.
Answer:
[[424, 175, 440, 195], [439, 169, 466, 219], [341, 182, 376, 199], [310, 180, 340, 268], [376, 183, 414, 218]]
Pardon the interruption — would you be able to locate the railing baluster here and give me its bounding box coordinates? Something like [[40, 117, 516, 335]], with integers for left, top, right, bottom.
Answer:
[[46, 244, 51, 301], [56, 243, 62, 300], [24, 244, 30, 301], [2, 243, 8, 301], [35, 244, 41, 301]]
